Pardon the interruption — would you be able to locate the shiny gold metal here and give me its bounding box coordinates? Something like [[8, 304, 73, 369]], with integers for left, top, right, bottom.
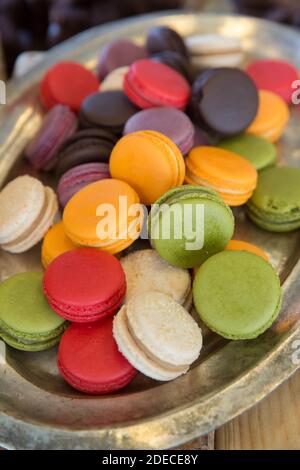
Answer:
[[1, 12, 300, 450]]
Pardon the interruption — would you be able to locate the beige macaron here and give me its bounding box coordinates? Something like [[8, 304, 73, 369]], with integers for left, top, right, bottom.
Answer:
[[100, 66, 129, 92], [0, 175, 58, 253], [113, 291, 202, 381], [121, 249, 192, 309], [185, 34, 243, 68]]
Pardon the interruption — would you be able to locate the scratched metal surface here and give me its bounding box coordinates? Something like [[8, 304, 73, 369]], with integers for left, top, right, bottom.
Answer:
[[0, 12, 300, 450]]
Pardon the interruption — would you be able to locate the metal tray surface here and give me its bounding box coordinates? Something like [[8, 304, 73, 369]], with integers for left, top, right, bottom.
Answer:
[[1, 12, 300, 450]]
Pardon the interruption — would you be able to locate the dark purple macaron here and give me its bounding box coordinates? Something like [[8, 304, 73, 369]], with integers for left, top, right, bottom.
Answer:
[[57, 162, 111, 208], [124, 107, 195, 155], [190, 68, 259, 137], [79, 90, 138, 134], [97, 39, 148, 79], [55, 127, 117, 177], [25, 104, 78, 171], [151, 50, 194, 83], [146, 26, 189, 58]]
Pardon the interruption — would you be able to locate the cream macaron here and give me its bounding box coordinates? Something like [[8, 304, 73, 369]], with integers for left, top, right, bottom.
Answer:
[[0, 175, 58, 253], [113, 292, 202, 381], [121, 249, 192, 309]]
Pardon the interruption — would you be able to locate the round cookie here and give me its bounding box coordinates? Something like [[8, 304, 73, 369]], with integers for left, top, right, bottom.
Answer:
[[247, 166, 300, 232], [226, 240, 269, 262], [218, 135, 276, 171], [193, 251, 282, 339], [113, 292, 202, 381], [41, 221, 76, 268], [146, 26, 188, 58], [185, 34, 243, 68], [0, 272, 66, 351], [100, 66, 129, 92], [121, 249, 191, 307], [58, 318, 137, 394]]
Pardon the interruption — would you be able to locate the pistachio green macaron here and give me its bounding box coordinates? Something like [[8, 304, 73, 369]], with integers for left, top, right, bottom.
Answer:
[[0, 272, 67, 351], [193, 251, 282, 340], [148, 185, 234, 268]]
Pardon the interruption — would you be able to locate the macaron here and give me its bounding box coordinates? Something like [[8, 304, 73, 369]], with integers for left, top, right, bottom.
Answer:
[[218, 134, 276, 171], [151, 51, 194, 83], [124, 59, 191, 110], [190, 68, 258, 137], [63, 178, 143, 253], [55, 127, 117, 177], [79, 91, 138, 134], [247, 166, 300, 232], [58, 318, 137, 394], [41, 221, 76, 269], [246, 90, 290, 143], [146, 26, 189, 58], [43, 248, 126, 322], [185, 146, 258, 206], [185, 34, 243, 68], [246, 59, 299, 103], [25, 104, 78, 171], [110, 130, 185, 205], [97, 39, 148, 79], [113, 292, 202, 381], [41, 61, 99, 112], [121, 249, 192, 308], [0, 175, 58, 254], [226, 240, 269, 262], [100, 66, 129, 92], [148, 185, 234, 268], [193, 251, 282, 340], [57, 162, 110, 208], [0, 272, 66, 351], [123, 107, 195, 155]]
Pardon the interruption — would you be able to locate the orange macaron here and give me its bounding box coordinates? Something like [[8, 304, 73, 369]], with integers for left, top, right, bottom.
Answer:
[[185, 146, 257, 206], [109, 130, 185, 205], [246, 90, 290, 143], [41, 221, 76, 268], [63, 178, 144, 254], [226, 239, 269, 262]]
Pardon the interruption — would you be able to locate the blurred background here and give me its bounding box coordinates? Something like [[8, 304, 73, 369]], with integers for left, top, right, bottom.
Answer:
[[1, 0, 300, 76]]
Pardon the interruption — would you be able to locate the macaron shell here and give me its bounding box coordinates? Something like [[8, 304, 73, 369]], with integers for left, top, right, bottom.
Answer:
[[2, 187, 58, 254], [113, 306, 187, 381], [110, 131, 185, 205], [41, 62, 99, 112], [58, 318, 137, 394], [0, 272, 66, 351], [193, 251, 282, 339], [43, 248, 126, 322], [63, 179, 143, 251], [41, 221, 77, 268], [246, 59, 299, 103], [124, 59, 191, 110], [100, 66, 129, 92], [185, 146, 257, 205], [246, 90, 289, 143]]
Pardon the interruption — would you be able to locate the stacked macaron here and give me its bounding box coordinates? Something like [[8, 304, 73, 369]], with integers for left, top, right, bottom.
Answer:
[[2, 24, 299, 396]]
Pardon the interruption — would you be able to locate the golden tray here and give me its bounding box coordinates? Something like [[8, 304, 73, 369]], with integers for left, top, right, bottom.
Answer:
[[0, 12, 300, 450]]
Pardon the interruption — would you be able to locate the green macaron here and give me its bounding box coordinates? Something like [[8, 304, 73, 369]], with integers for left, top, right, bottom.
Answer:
[[148, 185, 234, 268], [218, 134, 276, 170], [247, 166, 300, 232], [193, 251, 282, 340], [0, 272, 67, 351]]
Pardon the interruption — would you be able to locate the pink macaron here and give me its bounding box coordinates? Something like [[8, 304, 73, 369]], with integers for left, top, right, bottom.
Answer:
[[124, 59, 191, 110], [57, 162, 110, 208], [25, 104, 78, 170]]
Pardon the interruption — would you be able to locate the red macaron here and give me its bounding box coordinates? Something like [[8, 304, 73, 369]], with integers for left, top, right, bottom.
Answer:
[[246, 59, 299, 104], [124, 59, 190, 110], [58, 318, 137, 394], [40, 61, 99, 112], [43, 248, 126, 322]]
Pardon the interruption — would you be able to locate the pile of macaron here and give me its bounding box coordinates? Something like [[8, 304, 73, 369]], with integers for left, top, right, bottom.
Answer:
[[0, 25, 299, 394]]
